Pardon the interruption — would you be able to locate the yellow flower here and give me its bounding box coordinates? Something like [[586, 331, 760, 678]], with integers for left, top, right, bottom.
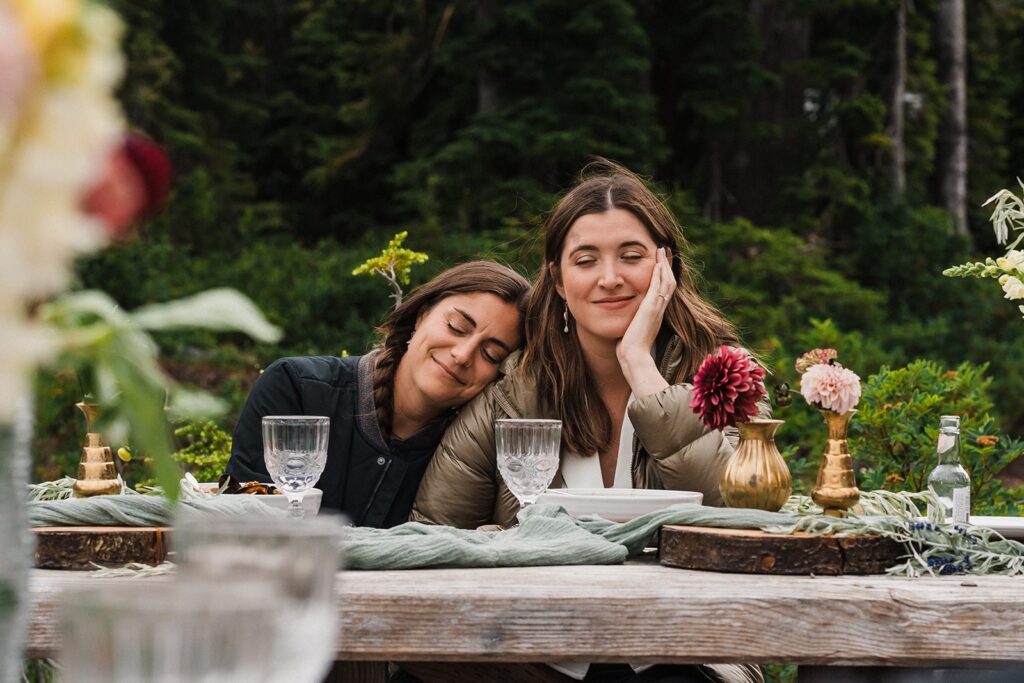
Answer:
[[884, 472, 905, 487], [976, 435, 998, 448], [9, 0, 79, 57]]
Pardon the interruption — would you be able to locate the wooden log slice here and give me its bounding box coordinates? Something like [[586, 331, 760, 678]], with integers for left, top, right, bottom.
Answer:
[[659, 525, 903, 575], [33, 526, 171, 570]]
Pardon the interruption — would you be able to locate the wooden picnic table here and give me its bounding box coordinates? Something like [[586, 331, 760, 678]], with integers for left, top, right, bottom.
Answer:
[[25, 559, 1024, 668]]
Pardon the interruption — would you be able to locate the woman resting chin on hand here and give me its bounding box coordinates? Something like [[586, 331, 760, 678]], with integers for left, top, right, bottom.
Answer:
[[224, 261, 528, 528], [412, 161, 761, 530], [410, 165, 763, 683]]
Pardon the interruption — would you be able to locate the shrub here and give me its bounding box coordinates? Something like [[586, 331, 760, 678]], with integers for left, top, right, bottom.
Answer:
[[851, 360, 1024, 514]]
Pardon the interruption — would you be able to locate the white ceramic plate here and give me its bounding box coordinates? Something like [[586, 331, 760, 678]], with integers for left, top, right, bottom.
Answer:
[[536, 488, 702, 522], [197, 483, 324, 516], [969, 515, 1024, 540]]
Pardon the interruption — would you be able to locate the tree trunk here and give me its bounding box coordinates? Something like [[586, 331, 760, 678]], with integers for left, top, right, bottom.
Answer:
[[889, 0, 906, 196], [937, 0, 968, 236], [725, 0, 810, 223], [476, 0, 498, 114]]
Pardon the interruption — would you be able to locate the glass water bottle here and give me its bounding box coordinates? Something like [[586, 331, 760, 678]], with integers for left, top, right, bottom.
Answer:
[[926, 415, 971, 524]]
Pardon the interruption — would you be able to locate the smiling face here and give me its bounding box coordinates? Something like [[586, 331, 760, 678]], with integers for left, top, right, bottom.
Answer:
[[397, 292, 523, 413], [554, 208, 659, 350]]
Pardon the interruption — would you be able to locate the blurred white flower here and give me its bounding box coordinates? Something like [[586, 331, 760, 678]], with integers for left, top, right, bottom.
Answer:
[[0, 1, 123, 420], [996, 249, 1024, 271], [999, 274, 1024, 301]]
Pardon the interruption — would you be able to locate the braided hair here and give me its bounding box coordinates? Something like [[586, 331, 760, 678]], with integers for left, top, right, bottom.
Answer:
[[371, 261, 529, 440]]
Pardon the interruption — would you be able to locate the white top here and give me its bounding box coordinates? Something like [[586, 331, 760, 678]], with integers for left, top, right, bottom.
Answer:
[[549, 394, 651, 680], [559, 394, 636, 489]]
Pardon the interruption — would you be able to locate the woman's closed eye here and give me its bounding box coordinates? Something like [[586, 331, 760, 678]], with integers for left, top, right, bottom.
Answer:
[[447, 321, 467, 335], [482, 347, 504, 365]]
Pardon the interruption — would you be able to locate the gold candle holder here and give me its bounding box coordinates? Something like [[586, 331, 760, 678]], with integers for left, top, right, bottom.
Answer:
[[71, 402, 122, 498], [811, 409, 860, 517]]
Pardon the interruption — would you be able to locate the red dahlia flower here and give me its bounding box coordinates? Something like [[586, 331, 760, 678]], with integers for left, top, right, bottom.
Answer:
[[689, 346, 766, 430]]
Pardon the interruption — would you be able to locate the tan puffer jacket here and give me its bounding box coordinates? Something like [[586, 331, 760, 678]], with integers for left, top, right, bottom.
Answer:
[[411, 336, 749, 530]]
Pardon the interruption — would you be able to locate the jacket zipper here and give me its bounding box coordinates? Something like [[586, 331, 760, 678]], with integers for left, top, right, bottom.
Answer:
[[358, 457, 392, 526]]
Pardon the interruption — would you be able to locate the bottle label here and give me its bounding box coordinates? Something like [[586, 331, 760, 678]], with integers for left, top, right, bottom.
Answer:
[[952, 487, 970, 524]]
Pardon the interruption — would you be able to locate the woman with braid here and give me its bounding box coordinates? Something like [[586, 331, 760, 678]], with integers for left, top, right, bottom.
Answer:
[[225, 261, 529, 527]]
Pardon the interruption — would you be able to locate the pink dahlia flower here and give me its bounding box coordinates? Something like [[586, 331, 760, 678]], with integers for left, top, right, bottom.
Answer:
[[800, 363, 861, 414], [795, 348, 838, 374], [689, 346, 766, 431]]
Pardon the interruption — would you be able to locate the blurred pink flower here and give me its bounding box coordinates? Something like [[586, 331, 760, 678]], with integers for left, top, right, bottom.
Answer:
[[800, 363, 861, 414], [81, 133, 171, 239], [689, 346, 766, 431], [795, 348, 838, 374]]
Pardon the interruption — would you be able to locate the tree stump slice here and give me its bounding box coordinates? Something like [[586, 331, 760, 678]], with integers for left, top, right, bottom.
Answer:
[[33, 526, 171, 570], [659, 525, 903, 575]]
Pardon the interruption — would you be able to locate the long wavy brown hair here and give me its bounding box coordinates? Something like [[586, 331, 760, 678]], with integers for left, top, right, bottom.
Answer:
[[372, 261, 530, 439], [521, 159, 739, 456]]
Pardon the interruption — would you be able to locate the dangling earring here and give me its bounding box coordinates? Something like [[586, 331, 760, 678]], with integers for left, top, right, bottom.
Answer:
[[563, 302, 570, 334]]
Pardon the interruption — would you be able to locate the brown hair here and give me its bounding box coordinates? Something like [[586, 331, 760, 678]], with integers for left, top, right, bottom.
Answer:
[[521, 159, 739, 455], [372, 260, 530, 439]]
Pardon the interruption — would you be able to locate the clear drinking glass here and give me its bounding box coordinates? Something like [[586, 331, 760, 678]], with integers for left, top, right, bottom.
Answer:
[[495, 418, 562, 508], [173, 514, 346, 683], [262, 415, 330, 518], [60, 577, 283, 683]]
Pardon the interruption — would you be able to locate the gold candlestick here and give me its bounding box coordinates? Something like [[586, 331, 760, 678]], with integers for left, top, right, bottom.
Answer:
[[811, 409, 860, 517], [71, 402, 122, 498]]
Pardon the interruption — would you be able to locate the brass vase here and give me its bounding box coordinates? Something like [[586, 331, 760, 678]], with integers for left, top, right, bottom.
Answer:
[[811, 409, 860, 517], [719, 418, 791, 512], [71, 402, 122, 498]]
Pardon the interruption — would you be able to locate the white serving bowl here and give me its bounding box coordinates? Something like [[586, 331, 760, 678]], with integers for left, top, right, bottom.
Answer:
[[536, 488, 702, 523], [197, 483, 324, 517]]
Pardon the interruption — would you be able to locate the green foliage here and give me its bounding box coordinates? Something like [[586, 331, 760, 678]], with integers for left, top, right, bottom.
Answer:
[[852, 360, 1024, 514], [171, 420, 233, 484], [352, 231, 430, 306], [27, 0, 1024, 489], [21, 659, 59, 683], [37, 289, 279, 500], [136, 420, 233, 489]]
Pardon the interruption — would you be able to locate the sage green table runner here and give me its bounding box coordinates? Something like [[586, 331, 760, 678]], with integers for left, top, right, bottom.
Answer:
[[28, 491, 1024, 576]]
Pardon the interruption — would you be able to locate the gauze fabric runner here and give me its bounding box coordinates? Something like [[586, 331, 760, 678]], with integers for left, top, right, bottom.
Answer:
[[30, 495, 1024, 575], [29, 494, 285, 527], [342, 503, 803, 568]]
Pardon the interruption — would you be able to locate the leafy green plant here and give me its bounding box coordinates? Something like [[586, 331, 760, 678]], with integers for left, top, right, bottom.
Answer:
[[39, 289, 280, 500], [169, 420, 232, 484], [351, 231, 429, 307], [134, 420, 233, 489], [851, 360, 1024, 514]]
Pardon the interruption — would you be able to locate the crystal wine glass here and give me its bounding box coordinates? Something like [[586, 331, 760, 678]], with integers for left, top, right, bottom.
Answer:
[[495, 418, 562, 509], [262, 415, 329, 519], [173, 514, 345, 683], [61, 576, 284, 683]]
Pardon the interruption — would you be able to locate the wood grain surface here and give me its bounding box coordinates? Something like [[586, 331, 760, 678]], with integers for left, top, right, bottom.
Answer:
[[659, 525, 903, 575], [33, 526, 170, 570], [27, 562, 1024, 666]]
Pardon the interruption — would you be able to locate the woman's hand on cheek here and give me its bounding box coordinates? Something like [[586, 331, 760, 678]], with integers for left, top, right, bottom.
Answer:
[[616, 247, 675, 397]]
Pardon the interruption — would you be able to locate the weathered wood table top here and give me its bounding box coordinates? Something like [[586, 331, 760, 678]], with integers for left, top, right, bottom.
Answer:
[[27, 562, 1024, 666]]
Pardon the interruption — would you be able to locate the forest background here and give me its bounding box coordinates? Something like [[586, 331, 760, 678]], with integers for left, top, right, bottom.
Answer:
[[35, 0, 1024, 512]]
